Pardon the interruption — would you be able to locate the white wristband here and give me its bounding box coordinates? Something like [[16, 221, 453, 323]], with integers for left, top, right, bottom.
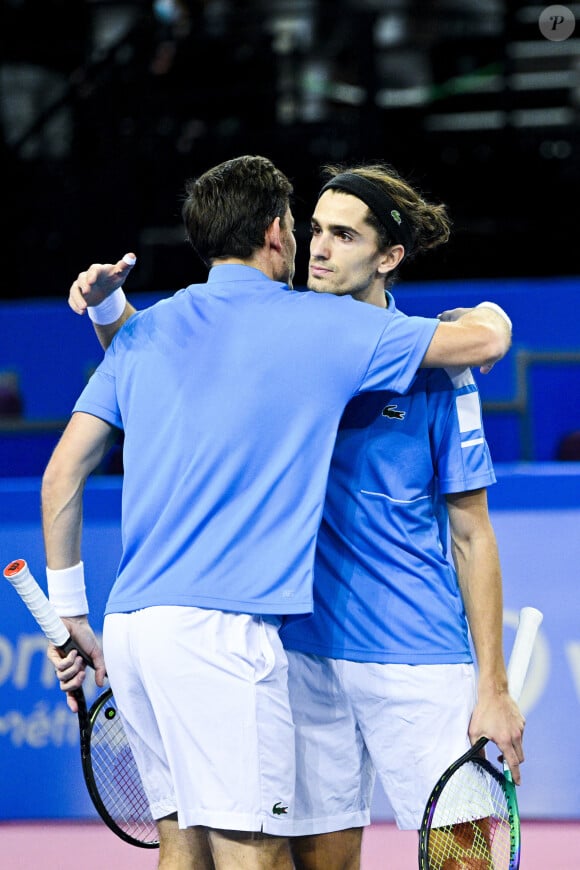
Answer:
[[46, 562, 89, 616], [476, 301, 512, 330], [88, 287, 127, 325]]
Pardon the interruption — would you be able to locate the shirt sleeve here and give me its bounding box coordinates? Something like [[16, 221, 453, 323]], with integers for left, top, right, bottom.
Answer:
[[358, 312, 439, 396], [72, 349, 123, 431], [429, 366, 496, 494]]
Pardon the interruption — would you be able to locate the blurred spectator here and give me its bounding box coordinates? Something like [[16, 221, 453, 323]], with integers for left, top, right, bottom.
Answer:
[[0, 371, 23, 418], [556, 431, 580, 461]]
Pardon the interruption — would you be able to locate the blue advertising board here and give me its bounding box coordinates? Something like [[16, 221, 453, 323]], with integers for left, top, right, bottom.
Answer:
[[0, 479, 122, 820], [1, 466, 579, 821]]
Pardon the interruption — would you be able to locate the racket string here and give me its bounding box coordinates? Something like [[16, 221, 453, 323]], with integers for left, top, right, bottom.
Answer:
[[427, 761, 515, 869], [90, 701, 158, 845]]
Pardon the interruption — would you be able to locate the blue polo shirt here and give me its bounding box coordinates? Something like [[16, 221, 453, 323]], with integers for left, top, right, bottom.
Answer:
[[74, 266, 438, 616], [280, 294, 496, 662]]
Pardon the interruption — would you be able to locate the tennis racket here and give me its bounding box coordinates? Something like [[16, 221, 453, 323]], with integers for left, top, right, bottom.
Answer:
[[3, 558, 159, 849], [418, 605, 544, 870]]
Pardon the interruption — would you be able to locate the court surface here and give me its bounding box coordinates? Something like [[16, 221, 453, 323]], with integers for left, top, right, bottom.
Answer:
[[1, 820, 578, 868]]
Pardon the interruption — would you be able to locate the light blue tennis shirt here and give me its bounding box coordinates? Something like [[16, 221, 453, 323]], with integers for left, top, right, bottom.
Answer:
[[73, 266, 438, 617], [280, 293, 496, 663]]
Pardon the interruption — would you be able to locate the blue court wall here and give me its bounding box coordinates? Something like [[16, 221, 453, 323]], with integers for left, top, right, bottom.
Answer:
[[0, 464, 579, 822], [1, 274, 580, 470]]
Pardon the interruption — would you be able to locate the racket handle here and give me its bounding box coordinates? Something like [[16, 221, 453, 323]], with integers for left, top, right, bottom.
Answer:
[[506, 606, 544, 703], [4, 558, 72, 648]]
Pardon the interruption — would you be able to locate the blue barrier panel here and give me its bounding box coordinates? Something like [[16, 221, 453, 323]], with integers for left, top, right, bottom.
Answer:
[[0, 466, 579, 821], [0, 478, 122, 819]]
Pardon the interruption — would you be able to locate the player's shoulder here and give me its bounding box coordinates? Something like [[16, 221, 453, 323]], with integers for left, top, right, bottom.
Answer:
[[303, 289, 407, 326], [129, 288, 188, 323]]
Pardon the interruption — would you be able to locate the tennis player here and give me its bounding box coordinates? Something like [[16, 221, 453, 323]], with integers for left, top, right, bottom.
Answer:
[[52, 155, 513, 870], [277, 164, 525, 870]]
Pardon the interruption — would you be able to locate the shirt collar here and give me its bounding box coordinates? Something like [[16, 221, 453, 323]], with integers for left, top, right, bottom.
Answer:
[[385, 289, 398, 312], [207, 264, 276, 284]]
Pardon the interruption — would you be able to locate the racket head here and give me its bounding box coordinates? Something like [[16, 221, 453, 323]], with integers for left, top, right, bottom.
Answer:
[[419, 741, 520, 870], [79, 687, 159, 849]]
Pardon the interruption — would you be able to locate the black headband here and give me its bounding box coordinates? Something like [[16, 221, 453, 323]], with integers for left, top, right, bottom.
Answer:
[[320, 172, 413, 256]]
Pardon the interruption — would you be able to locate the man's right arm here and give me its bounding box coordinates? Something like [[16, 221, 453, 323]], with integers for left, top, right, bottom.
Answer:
[[70, 255, 512, 369], [421, 303, 512, 374], [42, 411, 117, 708]]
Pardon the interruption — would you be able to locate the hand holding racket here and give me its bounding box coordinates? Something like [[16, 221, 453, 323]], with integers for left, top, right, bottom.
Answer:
[[4, 558, 159, 849], [419, 605, 543, 870], [33, 590, 106, 714]]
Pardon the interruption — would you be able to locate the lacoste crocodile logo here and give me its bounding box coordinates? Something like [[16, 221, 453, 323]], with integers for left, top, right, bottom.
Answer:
[[382, 404, 405, 420], [272, 801, 288, 815]]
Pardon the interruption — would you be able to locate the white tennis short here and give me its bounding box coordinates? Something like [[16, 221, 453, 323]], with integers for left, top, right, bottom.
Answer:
[[103, 606, 295, 834], [286, 652, 477, 833]]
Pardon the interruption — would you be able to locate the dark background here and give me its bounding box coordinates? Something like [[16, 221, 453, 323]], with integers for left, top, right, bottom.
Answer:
[[1, 0, 579, 299], [0, 0, 580, 299]]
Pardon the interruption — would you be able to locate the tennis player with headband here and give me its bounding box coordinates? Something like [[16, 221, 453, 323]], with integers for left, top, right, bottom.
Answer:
[[59, 158, 521, 870], [278, 164, 524, 869]]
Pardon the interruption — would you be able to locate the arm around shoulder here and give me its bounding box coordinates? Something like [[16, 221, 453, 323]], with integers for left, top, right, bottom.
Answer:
[[421, 303, 512, 373]]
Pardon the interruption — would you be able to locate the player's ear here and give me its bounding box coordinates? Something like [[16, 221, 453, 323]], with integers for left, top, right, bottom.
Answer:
[[378, 244, 405, 276], [266, 216, 283, 253]]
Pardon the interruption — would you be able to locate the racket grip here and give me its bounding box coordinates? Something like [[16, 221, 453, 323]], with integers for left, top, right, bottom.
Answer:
[[4, 558, 71, 648], [507, 606, 544, 703]]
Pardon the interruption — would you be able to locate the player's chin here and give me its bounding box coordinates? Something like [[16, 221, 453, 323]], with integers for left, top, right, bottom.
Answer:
[[307, 276, 335, 294]]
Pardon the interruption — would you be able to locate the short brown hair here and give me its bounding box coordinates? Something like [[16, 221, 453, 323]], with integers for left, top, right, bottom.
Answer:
[[182, 155, 293, 266]]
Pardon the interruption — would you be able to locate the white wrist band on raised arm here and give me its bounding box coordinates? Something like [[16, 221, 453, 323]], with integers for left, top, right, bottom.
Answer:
[[88, 287, 127, 325], [476, 301, 512, 330], [46, 562, 89, 616]]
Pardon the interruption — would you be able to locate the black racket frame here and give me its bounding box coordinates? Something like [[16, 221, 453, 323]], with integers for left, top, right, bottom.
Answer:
[[418, 736, 521, 870], [76, 686, 159, 849]]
